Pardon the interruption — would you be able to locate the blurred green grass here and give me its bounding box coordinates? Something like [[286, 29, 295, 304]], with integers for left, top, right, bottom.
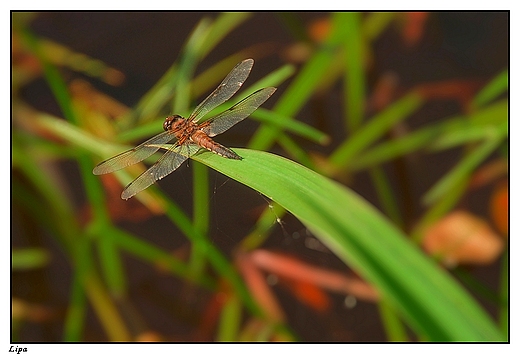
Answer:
[[12, 12, 508, 342]]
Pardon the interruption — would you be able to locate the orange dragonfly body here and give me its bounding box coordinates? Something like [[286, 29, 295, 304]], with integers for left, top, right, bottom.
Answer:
[[93, 59, 276, 199]]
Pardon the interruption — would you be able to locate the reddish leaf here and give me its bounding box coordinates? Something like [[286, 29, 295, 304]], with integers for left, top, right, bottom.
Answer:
[[282, 278, 330, 312], [367, 72, 399, 113], [195, 287, 227, 341], [250, 250, 378, 301], [308, 17, 331, 43], [415, 80, 481, 110], [135, 331, 163, 342], [490, 182, 508, 235], [236, 253, 286, 322], [402, 12, 429, 46], [470, 160, 508, 189], [422, 211, 504, 266]]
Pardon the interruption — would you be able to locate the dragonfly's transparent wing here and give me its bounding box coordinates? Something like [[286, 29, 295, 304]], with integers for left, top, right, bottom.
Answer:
[[190, 59, 254, 123], [93, 130, 176, 175], [202, 87, 276, 137], [121, 143, 201, 199]]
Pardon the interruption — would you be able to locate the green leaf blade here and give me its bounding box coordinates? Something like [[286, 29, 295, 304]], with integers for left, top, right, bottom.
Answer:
[[192, 148, 504, 341]]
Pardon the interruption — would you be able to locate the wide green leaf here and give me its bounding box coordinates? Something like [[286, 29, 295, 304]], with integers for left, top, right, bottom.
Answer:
[[192, 148, 504, 342]]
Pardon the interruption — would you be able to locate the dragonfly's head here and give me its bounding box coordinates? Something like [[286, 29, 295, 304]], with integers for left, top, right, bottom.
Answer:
[[163, 115, 183, 131]]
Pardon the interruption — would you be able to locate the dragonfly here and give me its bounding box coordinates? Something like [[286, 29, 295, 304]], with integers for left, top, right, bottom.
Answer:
[[93, 59, 276, 200]]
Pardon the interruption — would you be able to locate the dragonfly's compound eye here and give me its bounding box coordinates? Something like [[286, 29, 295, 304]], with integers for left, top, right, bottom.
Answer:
[[163, 117, 173, 131], [163, 115, 183, 131]]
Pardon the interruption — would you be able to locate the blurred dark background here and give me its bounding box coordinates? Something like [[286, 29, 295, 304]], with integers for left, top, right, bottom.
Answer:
[[12, 12, 508, 342]]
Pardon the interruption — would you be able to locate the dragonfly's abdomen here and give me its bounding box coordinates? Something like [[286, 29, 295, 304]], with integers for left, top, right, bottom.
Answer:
[[191, 131, 242, 160]]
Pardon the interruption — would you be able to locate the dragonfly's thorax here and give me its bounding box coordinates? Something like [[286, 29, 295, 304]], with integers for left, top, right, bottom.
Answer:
[[163, 114, 201, 139]]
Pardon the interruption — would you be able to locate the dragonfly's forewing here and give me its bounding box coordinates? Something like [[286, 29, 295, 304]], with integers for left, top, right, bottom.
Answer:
[[190, 59, 254, 123], [120, 143, 201, 200], [94, 58, 275, 200], [93, 130, 176, 175], [202, 87, 277, 137]]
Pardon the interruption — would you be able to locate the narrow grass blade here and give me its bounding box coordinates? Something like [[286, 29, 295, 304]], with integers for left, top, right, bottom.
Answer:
[[277, 133, 316, 169], [127, 19, 212, 125], [96, 234, 127, 296], [343, 12, 365, 131], [348, 126, 434, 171], [172, 19, 212, 115], [11, 249, 50, 270], [20, 29, 77, 124], [411, 176, 470, 243], [217, 294, 242, 341], [104, 226, 216, 289], [422, 136, 504, 206], [329, 92, 423, 168], [191, 161, 210, 277], [276, 13, 308, 41], [348, 99, 507, 171], [198, 12, 251, 59], [114, 120, 164, 143], [248, 12, 348, 151], [128, 14, 250, 125], [429, 120, 508, 151], [378, 300, 408, 341], [30, 109, 124, 159], [363, 12, 396, 40], [252, 108, 329, 145], [62, 272, 87, 341], [472, 69, 508, 109], [498, 251, 509, 337], [369, 167, 403, 228], [83, 273, 131, 341]]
